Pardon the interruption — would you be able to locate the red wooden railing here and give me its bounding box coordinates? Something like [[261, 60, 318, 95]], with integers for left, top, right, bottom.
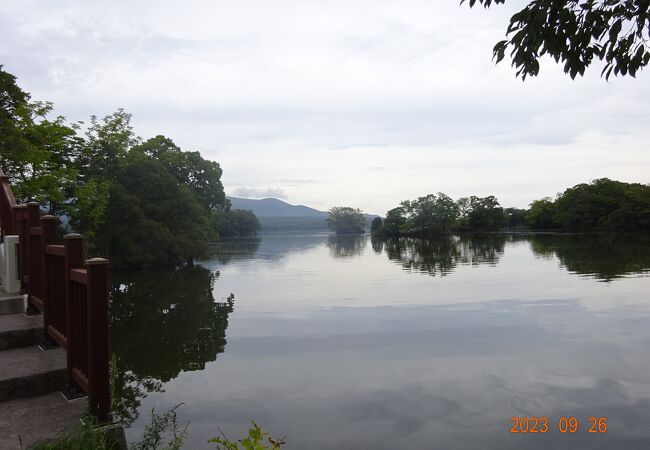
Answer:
[[0, 169, 110, 421]]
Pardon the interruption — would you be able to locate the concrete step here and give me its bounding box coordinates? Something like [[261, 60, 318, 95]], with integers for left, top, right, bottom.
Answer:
[[0, 287, 25, 315], [0, 313, 44, 351], [0, 391, 86, 449], [0, 346, 66, 402]]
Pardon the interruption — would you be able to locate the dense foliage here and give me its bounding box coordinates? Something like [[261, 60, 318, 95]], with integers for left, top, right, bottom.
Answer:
[[0, 66, 81, 212], [375, 193, 506, 236], [526, 178, 650, 231], [105, 158, 215, 267], [456, 195, 506, 231], [376, 179, 649, 236], [464, 0, 650, 79], [504, 207, 527, 228], [214, 209, 261, 237], [326, 207, 366, 234], [401, 194, 459, 235], [0, 67, 232, 267]]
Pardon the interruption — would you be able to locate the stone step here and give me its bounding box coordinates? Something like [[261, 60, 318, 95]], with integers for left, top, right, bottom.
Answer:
[[0, 391, 86, 449], [0, 313, 44, 351], [0, 287, 25, 315], [0, 346, 66, 402]]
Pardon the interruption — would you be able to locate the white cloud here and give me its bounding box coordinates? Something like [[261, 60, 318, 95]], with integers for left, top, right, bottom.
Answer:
[[231, 187, 288, 200]]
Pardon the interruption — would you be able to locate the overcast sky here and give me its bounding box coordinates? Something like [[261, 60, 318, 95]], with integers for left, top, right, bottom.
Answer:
[[1, 0, 648, 214]]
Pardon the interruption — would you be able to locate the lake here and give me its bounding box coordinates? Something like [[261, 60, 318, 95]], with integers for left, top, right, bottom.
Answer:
[[110, 233, 650, 449]]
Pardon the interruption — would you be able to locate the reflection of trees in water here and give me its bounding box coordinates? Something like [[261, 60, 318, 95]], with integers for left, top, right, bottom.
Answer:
[[382, 234, 507, 276], [109, 265, 234, 425], [327, 234, 367, 258], [371, 235, 384, 254], [529, 234, 650, 281], [206, 235, 330, 265], [457, 234, 506, 266], [384, 237, 459, 276], [204, 238, 261, 265]]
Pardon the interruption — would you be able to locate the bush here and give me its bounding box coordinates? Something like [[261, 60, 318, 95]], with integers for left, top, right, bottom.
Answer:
[[209, 422, 286, 450]]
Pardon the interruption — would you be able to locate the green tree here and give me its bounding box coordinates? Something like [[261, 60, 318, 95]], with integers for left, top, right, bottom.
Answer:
[[326, 206, 366, 234], [77, 109, 140, 182], [0, 65, 28, 161], [526, 197, 558, 229], [504, 207, 528, 228], [464, 0, 650, 79], [456, 195, 506, 230], [526, 179, 650, 231], [0, 66, 80, 212], [104, 158, 215, 267], [382, 207, 407, 235], [132, 136, 228, 212], [68, 109, 139, 249], [214, 209, 261, 237], [553, 178, 650, 230], [401, 193, 459, 235]]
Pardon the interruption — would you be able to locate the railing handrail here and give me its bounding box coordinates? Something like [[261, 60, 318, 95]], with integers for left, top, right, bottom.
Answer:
[[0, 168, 17, 206]]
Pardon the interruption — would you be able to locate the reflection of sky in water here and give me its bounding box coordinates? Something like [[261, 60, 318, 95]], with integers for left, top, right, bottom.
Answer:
[[122, 234, 650, 449]]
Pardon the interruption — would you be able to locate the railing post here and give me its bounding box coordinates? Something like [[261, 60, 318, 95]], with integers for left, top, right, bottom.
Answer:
[[86, 258, 110, 422], [64, 234, 84, 393], [27, 202, 40, 227], [41, 215, 58, 347]]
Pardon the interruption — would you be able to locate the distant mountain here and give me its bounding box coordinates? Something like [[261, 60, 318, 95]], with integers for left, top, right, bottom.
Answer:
[[227, 197, 328, 231], [227, 197, 379, 232], [228, 197, 328, 218]]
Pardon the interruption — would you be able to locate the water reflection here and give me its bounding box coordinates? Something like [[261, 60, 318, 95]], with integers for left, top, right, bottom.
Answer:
[[327, 234, 367, 258], [529, 234, 650, 281], [371, 235, 384, 254], [377, 233, 650, 281], [113, 232, 650, 449], [384, 236, 459, 276], [457, 234, 508, 265], [109, 265, 234, 425], [381, 234, 506, 276], [205, 238, 261, 264], [207, 234, 328, 264]]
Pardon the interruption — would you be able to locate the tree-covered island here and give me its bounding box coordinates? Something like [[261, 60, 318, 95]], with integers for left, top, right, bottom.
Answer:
[[371, 178, 650, 237]]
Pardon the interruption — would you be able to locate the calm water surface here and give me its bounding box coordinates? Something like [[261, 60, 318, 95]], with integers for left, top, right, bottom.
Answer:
[[110, 233, 650, 449]]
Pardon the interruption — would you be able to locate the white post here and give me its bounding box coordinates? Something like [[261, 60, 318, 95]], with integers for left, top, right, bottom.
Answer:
[[0, 235, 20, 294]]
